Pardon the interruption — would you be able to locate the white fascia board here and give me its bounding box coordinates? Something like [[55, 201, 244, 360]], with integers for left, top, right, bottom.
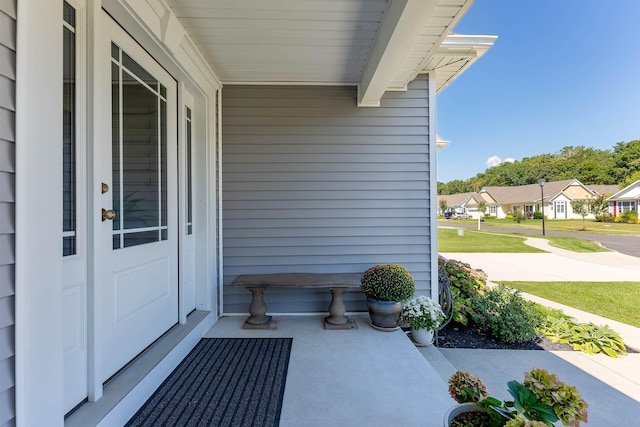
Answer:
[[358, 0, 438, 107], [607, 180, 640, 200], [430, 33, 497, 93], [440, 34, 499, 51]]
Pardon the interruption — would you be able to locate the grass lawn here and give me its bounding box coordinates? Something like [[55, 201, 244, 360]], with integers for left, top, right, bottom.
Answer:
[[438, 228, 605, 253], [500, 281, 640, 328], [525, 235, 609, 252], [457, 218, 640, 236], [438, 228, 544, 253]]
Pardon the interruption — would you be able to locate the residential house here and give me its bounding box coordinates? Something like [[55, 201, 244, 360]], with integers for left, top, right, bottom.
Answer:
[[479, 179, 604, 219], [438, 192, 484, 218], [608, 180, 640, 217], [2, 0, 496, 424]]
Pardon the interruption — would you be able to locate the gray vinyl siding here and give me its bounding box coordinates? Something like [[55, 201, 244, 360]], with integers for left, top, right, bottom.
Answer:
[[0, 2, 15, 426], [222, 78, 432, 314]]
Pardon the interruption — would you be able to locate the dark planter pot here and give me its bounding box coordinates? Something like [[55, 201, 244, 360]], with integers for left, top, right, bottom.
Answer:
[[366, 298, 402, 331]]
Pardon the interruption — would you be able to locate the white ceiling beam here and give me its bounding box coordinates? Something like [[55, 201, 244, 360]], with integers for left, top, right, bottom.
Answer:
[[357, 0, 438, 107]]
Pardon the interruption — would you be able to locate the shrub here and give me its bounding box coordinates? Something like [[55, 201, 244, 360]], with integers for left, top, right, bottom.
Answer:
[[439, 257, 487, 325], [618, 210, 638, 224], [472, 285, 541, 343], [532, 211, 543, 220], [512, 211, 526, 223], [360, 264, 415, 302]]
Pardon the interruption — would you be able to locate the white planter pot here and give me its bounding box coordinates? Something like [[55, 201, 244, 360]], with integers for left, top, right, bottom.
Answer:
[[443, 402, 485, 427], [411, 328, 434, 346]]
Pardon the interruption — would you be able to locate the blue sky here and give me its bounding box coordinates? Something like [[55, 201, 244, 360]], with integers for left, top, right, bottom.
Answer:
[[436, 0, 640, 183]]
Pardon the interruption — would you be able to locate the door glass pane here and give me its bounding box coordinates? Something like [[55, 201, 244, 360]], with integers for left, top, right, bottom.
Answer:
[[63, 2, 76, 256], [112, 45, 168, 249], [186, 106, 193, 235]]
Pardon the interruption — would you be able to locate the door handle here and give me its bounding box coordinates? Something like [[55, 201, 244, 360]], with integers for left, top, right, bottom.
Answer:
[[102, 208, 116, 222]]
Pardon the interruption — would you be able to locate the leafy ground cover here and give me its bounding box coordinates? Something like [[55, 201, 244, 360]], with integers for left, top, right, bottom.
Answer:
[[499, 281, 640, 328], [438, 258, 631, 357]]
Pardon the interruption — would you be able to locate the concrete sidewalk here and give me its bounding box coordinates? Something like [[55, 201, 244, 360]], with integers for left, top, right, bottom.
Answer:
[[430, 235, 640, 424], [441, 236, 640, 282]]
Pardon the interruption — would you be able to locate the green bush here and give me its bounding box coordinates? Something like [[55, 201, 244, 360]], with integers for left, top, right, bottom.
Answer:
[[532, 211, 543, 220], [512, 211, 526, 223], [618, 210, 638, 224], [360, 264, 415, 302], [439, 257, 487, 326], [472, 285, 541, 343]]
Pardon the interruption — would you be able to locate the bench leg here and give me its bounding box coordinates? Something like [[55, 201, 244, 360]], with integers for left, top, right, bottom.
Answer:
[[243, 286, 274, 330], [325, 287, 357, 330]]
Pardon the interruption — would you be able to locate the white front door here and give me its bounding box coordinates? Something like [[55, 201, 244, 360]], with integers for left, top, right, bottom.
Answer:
[[100, 16, 178, 380]]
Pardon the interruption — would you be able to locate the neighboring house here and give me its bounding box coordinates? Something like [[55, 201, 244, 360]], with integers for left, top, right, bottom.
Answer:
[[608, 180, 640, 216], [588, 184, 620, 198], [438, 192, 484, 218], [5, 0, 496, 424], [479, 179, 604, 219]]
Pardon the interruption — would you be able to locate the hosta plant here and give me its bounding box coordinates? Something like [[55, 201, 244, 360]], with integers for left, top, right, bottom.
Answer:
[[538, 307, 627, 358], [360, 264, 415, 302]]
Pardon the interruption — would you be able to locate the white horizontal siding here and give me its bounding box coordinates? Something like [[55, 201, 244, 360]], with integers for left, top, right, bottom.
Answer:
[[222, 79, 432, 314], [0, 2, 14, 425]]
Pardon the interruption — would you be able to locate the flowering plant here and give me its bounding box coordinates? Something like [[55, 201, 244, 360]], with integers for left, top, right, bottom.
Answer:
[[360, 264, 415, 302], [447, 368, 588, 427], [401, 295, 445, 331]]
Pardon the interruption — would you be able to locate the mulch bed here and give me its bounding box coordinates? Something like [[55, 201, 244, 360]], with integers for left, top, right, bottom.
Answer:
[[436, 322, 574, 351]]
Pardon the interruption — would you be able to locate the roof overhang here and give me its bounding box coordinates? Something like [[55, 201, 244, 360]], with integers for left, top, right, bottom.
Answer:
[[162, 0, 493, 106], [425, 34, 498, 93]]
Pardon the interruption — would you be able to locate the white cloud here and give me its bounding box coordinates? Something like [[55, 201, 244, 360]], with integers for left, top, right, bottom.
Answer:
[[486, 155, 516, 168], [486, 155, 502, 167]]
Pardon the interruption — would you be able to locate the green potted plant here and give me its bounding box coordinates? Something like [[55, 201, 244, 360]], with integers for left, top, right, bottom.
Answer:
[[401, 295, 445, 345], [360, 264, 415, 331], [444, 369, 589, 427]]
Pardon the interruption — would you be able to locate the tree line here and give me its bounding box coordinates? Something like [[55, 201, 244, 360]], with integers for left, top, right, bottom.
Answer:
[[438, 140, 640, 195]]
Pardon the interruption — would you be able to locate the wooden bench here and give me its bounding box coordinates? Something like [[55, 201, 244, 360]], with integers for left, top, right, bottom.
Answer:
[[231, 273, 361, 330]]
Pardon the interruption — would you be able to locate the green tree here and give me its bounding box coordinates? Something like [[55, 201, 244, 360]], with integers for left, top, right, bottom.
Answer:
[[571, 200, 589, 230], [620, 170, 640, 188], [477, 200, 487, 216], [590, 195, 611, 222], [439, 198, 448, 214]]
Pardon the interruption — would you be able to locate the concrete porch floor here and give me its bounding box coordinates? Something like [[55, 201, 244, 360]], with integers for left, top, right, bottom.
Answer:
[[205, 314, 452, 427], [209, 313, 640, 426]]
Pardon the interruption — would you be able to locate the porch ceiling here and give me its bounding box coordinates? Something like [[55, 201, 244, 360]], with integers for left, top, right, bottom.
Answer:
[[166, 0, 493, 106]]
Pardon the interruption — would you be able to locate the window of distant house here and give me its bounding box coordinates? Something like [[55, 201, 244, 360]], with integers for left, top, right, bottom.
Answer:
[[555, 202, 565, 214], [63, 1, 77, 256], [619, 201, 636, 212], [511, 205, 519, 213], [489, 206, 497, 215]]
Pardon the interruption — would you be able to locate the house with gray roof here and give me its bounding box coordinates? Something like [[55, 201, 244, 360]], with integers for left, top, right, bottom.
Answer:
[[607, 180, 640, 217], [438, 192, 484, 218], [479, 179, 606, 219]]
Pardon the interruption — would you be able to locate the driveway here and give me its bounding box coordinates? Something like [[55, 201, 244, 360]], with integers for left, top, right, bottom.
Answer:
[[438, 220, 640, 257]]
